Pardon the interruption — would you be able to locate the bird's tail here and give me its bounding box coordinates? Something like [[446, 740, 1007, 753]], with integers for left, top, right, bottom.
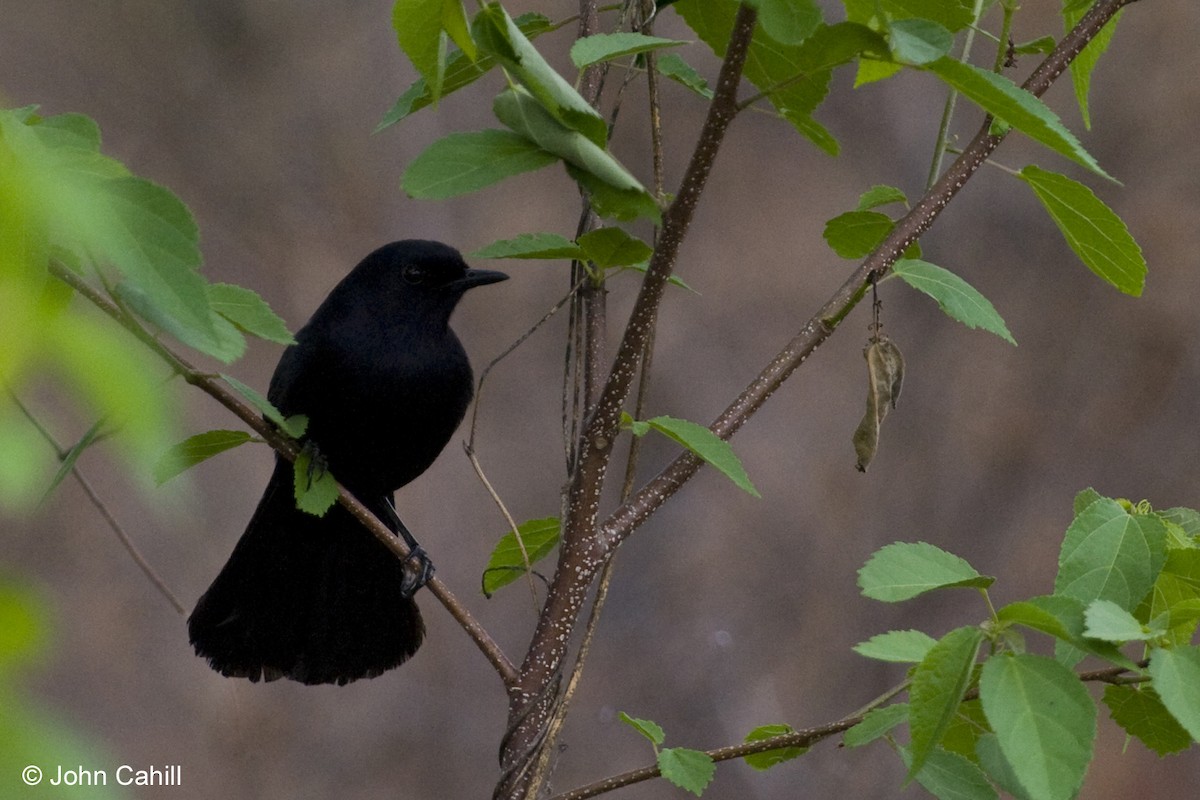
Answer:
[[188, 459, 424, 685]]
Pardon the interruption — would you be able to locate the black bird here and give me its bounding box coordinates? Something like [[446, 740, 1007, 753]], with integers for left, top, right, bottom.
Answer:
[[188, 240, 507, 685]]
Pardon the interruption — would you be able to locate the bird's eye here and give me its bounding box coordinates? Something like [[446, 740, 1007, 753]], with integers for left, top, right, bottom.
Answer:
[[402, 265, 429, 285]]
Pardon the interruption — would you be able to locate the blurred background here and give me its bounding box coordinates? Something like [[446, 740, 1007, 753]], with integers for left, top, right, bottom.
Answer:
[[3, 1, 1199, 797]]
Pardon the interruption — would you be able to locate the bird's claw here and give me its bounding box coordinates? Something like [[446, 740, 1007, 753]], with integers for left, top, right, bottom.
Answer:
[[399, 545, 435, 598]]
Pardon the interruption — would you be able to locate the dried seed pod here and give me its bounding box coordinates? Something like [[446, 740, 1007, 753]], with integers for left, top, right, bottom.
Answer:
[[853, 334, 905, 472]]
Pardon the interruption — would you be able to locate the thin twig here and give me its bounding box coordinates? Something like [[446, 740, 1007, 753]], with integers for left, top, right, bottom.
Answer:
[[9, 392, 187, 616]]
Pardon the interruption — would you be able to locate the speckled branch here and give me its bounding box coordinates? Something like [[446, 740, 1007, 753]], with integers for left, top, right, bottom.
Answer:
[[496, 5, 761, 797], [49, 260, 518, 685], [600, 0, 1138, 549]]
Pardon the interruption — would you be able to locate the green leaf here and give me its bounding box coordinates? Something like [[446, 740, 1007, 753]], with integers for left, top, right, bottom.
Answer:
[[742, 724, 807, 770], [1102, 684, 1192, 756], [881, 0, 974, 31], [629, 415, 759, 497], [1159, 506, 1200, 537], [676, 0, 885, 154], [853, 629, 938, 663], [569, 32, 686, 70], [1148, 645, 1200, 742], [220, 373, 307, 438], [393, 0, 451, 104], [619, 712, 665, 746], [207, 283, 296, 345], [746, 0, 822, 46], [1017, 165, 1146, 296], [899, 745, 999, 800], [378, 12, 552, 130], [1064, 6, 1122, 129], [403, 129, 557, 199], [655, 52, 713, 99], [888, 18, 953, 66], [474, 2, 608, 147], [856, 184, 907, 211], [115, 280, 245, 364], [293, 446, 339, 516], [843, 703, 909, 748], [40, 419, 105, 502], [1055, 495, 1168, 612], [153, 429, 255, 485], [577, 227, 653, 268], [481, 517, 561, 596], [1014, 35, 1056, 55], [472, 232, 583, 261], [942, 699, 991, 761], [908, 626, 984, 780], [891, 259, 1015, 345], [0, 580, 50, 668], [1073, 487, 1103, 516], [618, 262, 696, 293], [979, 653, 1096, 800], [566, 163, 664, 223], [658, 747, 715, 796], [491, 87, 645, 195], [440, 0, 475, 61], [858, 541, 994, 602], [974, 733, 1034, 800], [823, 210, 894, 259], [924, 57, 1112, 180], [998, 595, 1087, 642], [1084, 598, 1155, 642]]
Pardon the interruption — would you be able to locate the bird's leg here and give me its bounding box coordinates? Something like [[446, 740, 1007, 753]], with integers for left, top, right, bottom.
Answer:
[[382, 498, 436, 597]]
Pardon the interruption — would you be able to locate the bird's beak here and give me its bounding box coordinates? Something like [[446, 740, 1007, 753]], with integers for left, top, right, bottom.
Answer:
[[455, 268, 509, 289]]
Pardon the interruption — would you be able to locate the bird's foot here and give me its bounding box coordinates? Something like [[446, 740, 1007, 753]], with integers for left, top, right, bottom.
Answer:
[[400, 545, 435, 598]]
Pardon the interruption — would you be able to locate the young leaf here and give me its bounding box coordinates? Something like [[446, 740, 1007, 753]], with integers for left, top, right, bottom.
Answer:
[[492, 87, 652, 201], [393, 0, 451, 104], [823, 210, 894, 259], [1147, 645, 1200, 742], [153, 429, 255, 485], [655, 52, 713, 99], [891, 259, 1016, 345], [220, 373, 308, 438], [745, 0, 822, 46], [481, 517, 561, 596], [1083, 598, 1154, 642], [979, 653, 1096, 800], [907, 626, 984, 780], [619, 712, 665, 746], [1017, 165, 1146, 296], [1064, 6, 1123, 129], [843, 703, 909, 748], [403, 129, 557, 199], [207, 282, 296, 345], [569, 32, 686, 70], [924, 57, 1112, 180], [853, 629, 938, 663], [1102, 684, 1192, 756], [378, 12, 553, 130], [1055, 495, 1168, 612], [852, 335, 905, 472], [856, 184, 907, 212], [858, 541, 994, 602], [899, 745, 999, 800], [474, 2, 608, 147], [472, 233, 584, 261], [742, 724, 807, 771], [658, 747, 715, 797], [629, 415, 759, 497], [293, 446, 338, 517], [577, 227, 653, 268], [888, 18, 953, 66], [40, 419, 105, 501]]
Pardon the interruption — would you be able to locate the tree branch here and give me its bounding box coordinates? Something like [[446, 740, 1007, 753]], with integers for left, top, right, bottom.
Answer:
[[49, 260, 518, 685], [601, 0, 1136, 548], [496, 4, 761, 796]]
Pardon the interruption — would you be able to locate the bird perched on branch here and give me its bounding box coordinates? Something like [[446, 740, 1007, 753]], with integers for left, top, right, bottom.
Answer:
[[189, 240, 507, 685]]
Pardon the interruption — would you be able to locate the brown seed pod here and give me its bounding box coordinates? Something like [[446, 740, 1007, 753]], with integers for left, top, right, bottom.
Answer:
[[852, 334, 905, 472]]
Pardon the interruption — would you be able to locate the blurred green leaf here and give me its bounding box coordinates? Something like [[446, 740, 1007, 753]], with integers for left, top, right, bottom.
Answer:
[[207, 283, 295, 345], [745, 0, 822, 45], [888, 18, 953, 65], [220, 374, 307, 438], [577, 228, 653, 268], [655, 52, 713, 99], [39, 419, 105, 503]]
